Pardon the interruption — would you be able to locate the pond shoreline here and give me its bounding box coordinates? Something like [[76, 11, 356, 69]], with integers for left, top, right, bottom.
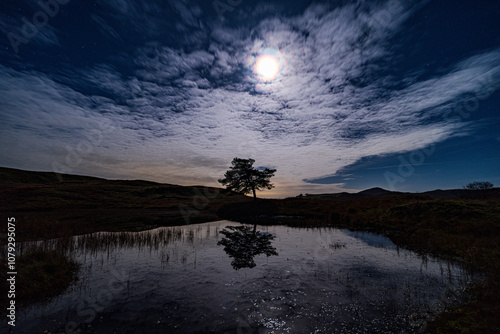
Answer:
[[4, 220, 476, 333]]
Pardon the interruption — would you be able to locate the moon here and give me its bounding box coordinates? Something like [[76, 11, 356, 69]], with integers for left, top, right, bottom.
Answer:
[[255, 55, 280, 81]]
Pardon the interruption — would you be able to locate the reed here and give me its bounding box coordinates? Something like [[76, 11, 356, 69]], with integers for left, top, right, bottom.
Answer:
[[0, 245, 78, 307]]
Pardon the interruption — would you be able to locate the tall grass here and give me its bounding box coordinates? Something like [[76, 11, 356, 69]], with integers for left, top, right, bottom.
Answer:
[[16, 226, 209, 256], [0, 245, 78, 307]]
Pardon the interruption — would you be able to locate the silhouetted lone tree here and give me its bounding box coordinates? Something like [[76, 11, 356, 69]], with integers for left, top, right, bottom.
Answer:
[[218, 158, 276, 200], [464, 181, 494, 191], [462, 181, 494, 199]]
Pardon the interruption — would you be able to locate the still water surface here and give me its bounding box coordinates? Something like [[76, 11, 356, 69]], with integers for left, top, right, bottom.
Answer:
[[10, 221, 472, 333]]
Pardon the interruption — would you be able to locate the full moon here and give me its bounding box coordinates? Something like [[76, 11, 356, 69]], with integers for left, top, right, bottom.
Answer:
[[255, 55, 280, 81]]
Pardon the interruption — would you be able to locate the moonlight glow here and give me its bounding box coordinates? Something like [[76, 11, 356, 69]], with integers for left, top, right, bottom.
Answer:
[[255, 55, 280, 81]]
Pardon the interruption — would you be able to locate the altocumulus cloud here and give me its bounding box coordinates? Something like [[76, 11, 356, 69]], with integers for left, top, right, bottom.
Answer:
[[0, 0, 499, 196]]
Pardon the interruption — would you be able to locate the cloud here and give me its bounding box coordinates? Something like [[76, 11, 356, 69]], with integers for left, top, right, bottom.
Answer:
[[90, 14, 123, 43], [0, 10, 60, 53], [1, 0, 499, 196]]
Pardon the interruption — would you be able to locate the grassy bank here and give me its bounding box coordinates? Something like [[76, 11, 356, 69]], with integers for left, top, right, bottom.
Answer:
[[0, 247, 78, 308]]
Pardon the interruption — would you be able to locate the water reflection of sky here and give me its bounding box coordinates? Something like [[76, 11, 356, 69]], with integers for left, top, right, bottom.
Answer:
[[8, 221, 474, 333], [342, 230, 397, 250]]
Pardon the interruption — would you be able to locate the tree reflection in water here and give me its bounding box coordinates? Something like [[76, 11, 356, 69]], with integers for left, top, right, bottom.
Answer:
[[217, 225, 278, 270]]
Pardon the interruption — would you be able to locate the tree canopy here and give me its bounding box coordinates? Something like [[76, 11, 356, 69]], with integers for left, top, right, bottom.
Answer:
[[462, 181, 494, 199], [218, 158, 276, 199], [464, 181, 494, 191]]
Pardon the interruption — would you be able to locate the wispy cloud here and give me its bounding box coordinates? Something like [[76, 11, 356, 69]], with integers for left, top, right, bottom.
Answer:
[[0, 0, 499, 196]]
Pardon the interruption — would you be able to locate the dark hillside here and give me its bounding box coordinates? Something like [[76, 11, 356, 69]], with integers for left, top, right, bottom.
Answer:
[[0, 167, 249, 239]]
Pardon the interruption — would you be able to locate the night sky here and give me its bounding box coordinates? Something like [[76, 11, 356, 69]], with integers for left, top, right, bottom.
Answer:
[[1, 0, 499, 197]]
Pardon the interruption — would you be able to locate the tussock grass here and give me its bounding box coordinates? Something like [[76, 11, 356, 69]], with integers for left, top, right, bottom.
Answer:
[[0, 246, 78, 307]]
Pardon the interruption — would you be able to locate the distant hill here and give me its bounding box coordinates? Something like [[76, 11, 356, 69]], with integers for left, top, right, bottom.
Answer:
[[297, 186, 500, 200], [358, 187, 398, 196], [421, 189, 461, 199], [298, 187, 405, 200], [0, 166, 105, 184]]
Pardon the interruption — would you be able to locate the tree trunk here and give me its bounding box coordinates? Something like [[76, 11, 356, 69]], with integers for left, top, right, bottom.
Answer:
[[252, 186, 257, 201]]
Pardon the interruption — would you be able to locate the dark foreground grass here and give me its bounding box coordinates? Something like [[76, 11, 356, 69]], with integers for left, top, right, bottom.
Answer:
[[0, 247, 78, 308]]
